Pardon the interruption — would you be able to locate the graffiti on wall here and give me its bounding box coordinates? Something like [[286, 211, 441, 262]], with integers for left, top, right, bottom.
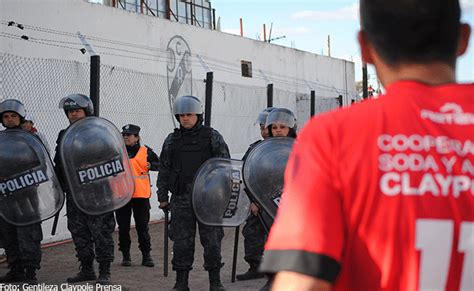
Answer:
[[167, 35, 192, 127]]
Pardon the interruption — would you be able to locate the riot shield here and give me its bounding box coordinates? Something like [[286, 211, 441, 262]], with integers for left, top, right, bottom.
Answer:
[[193, 158, 250, 227], [0, 129, 64, 226], [59, 117, 134, 215], [243, 137, 294, 220]]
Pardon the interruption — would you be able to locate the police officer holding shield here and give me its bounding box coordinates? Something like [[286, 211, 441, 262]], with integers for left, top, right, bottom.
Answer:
[[0, 99, 43, 285], [157, 95, 230, 291], [53, 94, 116, 285], [236, 107, 275, 281], [263, 107, 298, 291]]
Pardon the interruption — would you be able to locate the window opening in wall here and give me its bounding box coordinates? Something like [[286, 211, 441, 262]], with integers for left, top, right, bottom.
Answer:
[[241, 61, 252, 78], [113, 0, 214, 29]]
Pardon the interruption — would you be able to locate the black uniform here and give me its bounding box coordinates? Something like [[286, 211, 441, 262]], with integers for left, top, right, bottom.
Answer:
[[157, 122, 230, 272], [0, 219, 42, 269], [239, 140, 268, 277], [115, 144, 159, 258], [53, 129, 115, 267], [0, 126, 43, 283]]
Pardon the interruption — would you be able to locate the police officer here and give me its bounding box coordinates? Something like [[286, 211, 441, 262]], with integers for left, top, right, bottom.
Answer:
[[236, 107, 275, 281], [115, 124, 159, 268], [157, 95, 230, 291], [53, 94, 115, 284], [0, 99, 43, 284], [266, 108, 297, 138], [259, 107, 297, 291]]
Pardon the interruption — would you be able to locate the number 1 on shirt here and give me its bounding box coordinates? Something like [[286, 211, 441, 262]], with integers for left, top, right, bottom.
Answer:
[[416, 219, 473, 290]]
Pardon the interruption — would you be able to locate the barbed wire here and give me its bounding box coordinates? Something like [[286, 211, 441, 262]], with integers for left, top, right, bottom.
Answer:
[[0, 19, 351, 96]]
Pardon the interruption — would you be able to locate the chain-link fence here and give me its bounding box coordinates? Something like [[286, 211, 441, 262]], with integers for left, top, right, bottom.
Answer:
[[0, 52, 345, 243], [1, 54, 90, 150], [212, 80, 268, 153], [0, 52, 342, 156]]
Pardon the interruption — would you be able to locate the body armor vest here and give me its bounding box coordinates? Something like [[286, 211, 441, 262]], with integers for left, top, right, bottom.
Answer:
[[171, 125, 212, 191]]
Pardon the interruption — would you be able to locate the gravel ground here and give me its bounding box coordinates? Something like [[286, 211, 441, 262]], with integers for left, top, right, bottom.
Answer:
[[0, 221, 267, 291]]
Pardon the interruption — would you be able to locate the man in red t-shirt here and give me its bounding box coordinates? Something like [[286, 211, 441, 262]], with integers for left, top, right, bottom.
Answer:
[[261, 0, 473, 290]]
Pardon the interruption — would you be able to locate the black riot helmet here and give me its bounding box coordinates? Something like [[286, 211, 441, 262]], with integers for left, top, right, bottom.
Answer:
[[58, 94, 94, 116], [0, 99, 26, 127], [173, 95, 203, 121], [266, 108, 297, 138]]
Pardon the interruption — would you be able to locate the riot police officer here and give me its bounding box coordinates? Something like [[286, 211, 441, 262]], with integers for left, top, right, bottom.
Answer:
[[53, 94, 116, 285], [259, 107, 297, 291], [115, 124, 159, 268], [266, 108, 297, 138], [157, 95, 230, 291], [0, 99, 43, 285], [236, 107, 275, 281]]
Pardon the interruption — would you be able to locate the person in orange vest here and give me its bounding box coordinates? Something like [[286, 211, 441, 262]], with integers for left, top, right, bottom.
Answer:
[[115, 124, 160, 268]]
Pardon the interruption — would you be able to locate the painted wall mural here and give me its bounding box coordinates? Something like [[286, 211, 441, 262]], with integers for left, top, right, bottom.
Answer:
[[166, 35, 192, 127]]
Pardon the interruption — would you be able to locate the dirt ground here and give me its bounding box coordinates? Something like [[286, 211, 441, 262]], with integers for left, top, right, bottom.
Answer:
[[0, 221, 267, 291]]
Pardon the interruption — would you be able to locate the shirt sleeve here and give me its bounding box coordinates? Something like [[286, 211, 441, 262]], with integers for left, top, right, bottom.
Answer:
[[53, 129, 67, 190], [156, 134, 173, 203], [145, 146, 160, 171], [260, 116, 344, 283], [210, 129, 230, 159]]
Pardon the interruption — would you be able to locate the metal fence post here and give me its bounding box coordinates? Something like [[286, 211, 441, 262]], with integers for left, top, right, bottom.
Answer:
[[90, 55, 100, 117], [310, 90, 315, 117], [204, 72, 213, 126], [78, 32, 100, 117], [267, 83, 273, 107]]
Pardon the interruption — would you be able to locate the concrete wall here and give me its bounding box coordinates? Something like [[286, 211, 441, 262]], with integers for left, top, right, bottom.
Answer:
[[1, 0, 355, 100], [0, 0, 356, 243]]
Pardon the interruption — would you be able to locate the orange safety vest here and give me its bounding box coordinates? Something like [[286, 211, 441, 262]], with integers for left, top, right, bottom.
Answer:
[[130, 146, 151, 199]]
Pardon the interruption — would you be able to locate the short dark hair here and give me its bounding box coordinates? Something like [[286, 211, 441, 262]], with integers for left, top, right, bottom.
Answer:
[[360, 0, 461, 66]]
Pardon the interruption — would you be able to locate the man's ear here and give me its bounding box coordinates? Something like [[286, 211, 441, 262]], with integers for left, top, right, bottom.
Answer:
[[358, 30, 375, 65], [457, 23, 471, 57]]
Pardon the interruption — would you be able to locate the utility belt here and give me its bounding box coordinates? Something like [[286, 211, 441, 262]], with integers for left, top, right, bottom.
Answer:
[[168, 170, 193, 195]]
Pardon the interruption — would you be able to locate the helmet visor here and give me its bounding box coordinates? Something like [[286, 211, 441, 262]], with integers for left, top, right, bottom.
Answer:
[[0, 99, 26, 117], [173, 96, 203, 115], [265, 109, 296, 128]]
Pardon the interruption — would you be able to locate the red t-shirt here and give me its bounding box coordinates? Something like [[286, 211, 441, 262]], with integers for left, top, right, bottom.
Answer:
[[261, 81, 474, 291]]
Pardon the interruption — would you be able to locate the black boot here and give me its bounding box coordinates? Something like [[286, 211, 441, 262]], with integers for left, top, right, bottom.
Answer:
[[121, 251, 131, 267], [209, 268, 225, 291], [0, 265, 25, 283], [172, 270, 190, 291], [24, 267, 38, 285], [141, 251, 154, 267], [67, 261, 96, 283], [96, 262, 111, 285], [236, 262, 264, 281]]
